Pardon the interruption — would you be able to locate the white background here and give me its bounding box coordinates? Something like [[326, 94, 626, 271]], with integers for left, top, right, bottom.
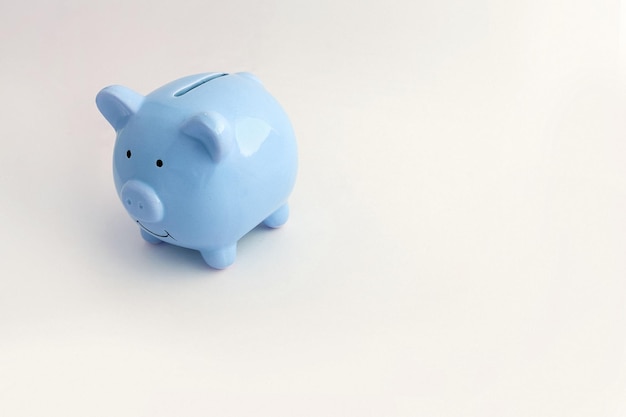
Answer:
[[1, 0, 625, 416]]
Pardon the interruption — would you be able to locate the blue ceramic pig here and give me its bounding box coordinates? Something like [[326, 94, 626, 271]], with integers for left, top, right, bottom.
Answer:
[[96, 72, 297, 269]]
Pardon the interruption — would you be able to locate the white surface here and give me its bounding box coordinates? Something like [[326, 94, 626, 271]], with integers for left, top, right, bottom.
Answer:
[[1, 0, 626, 415]]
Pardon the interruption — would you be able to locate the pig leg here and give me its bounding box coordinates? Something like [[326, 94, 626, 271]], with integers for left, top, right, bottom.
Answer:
[[263, 203, 289, 228], [140, 228, 163, 244], [200, 244, 237, 269]]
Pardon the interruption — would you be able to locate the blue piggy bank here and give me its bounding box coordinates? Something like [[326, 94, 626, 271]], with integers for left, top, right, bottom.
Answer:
[[96, 72, 298, 269]]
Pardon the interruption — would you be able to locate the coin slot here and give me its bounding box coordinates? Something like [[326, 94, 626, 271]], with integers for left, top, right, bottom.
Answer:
[[174, 73, 227, 97]]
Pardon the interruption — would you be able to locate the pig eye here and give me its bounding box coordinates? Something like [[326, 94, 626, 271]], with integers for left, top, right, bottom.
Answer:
[[156, 159, 163, 167], [126, 150, 132, 158]]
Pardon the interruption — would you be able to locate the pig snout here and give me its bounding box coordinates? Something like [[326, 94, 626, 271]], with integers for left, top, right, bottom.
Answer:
[[120, 180, 164, 223]]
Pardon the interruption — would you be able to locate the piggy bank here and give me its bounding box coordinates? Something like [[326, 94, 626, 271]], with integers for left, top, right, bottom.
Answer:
[[96, 72, 298, 269]]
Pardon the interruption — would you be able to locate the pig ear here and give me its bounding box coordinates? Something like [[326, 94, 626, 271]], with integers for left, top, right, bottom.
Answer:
[[95, 85, 144, 131], [181, 112, 234, 162]]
